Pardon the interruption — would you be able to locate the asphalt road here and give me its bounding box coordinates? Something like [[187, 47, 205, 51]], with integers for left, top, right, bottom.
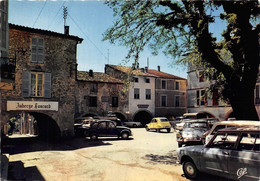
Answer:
[[3, 128, 227, 181]]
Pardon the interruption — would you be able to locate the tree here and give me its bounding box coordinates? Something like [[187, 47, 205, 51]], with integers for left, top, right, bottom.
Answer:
[[104, 0, 260, 120], [103, 1, 260, 120]]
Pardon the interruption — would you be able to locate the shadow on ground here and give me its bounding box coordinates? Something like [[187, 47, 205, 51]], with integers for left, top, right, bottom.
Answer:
[[1, 136, 118, 155]]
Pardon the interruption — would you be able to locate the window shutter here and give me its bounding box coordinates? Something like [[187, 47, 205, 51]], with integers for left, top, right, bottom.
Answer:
[[37, 38, 44, 63], [22, 71, 31, 97], [31, 38, 37, 62], [44, 73, 51, 98]]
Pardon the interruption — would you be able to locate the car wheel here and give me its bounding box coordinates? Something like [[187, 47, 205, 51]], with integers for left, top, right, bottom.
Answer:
[[121, 132, 129, 139], [145, 126, 149, 131], [90, 134, 98, 140], [167, 128, 171, 133], [133, 124, 137, 128], [183, 161, 199, 179]]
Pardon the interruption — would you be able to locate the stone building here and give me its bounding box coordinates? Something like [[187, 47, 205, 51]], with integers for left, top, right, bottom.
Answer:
[[105, 64, 157, 125], [0, 0, 8, 62], [75, 70, 128, 121], [187, 63, 232, 120], [1, 24, 83, 138], [147, 66, 187, 119]]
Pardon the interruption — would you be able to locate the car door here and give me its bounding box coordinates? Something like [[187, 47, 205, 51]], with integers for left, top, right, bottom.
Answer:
[[106, 121, 118, 137], [228, 133, 260, 181], [97, 121, 107, 136], [200, 132, 236, 178]]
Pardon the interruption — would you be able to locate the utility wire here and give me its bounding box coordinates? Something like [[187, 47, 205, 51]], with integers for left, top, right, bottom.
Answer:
[[47, 1, 66, 29], [33, 0, 47, 28], [68, 14, 108, 61]]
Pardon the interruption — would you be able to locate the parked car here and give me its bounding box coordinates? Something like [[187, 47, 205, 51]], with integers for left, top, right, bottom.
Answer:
[[176, 120, 210, 147], [175, 118, 192, 131], [122, 120, 142, 128], [74, 117, 95, 137], [202, 120, 260, 144], [177, 127, 260, 180], [145, 117, 171, 133], [84, 120, 132, 140]]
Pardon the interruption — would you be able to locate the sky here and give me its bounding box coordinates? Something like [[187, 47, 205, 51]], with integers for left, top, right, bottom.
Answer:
[[8, 1, 226, 79], [8, 0, 190, 78]]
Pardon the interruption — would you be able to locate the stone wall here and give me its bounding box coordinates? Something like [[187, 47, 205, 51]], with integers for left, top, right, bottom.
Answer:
[[1, 26, 81, 137]]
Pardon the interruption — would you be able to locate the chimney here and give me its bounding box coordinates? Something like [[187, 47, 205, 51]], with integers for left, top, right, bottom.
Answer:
[[64, 26, 69, 35], [158, 66, 160, 72], [89, 69, 93, 77], [145, 66, 148, 73]]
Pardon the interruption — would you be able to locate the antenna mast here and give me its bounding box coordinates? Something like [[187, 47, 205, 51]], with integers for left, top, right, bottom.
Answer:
[[63, 6, 68, 27]]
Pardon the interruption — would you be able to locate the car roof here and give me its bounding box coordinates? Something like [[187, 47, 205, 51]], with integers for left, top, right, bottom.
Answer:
[[184, 120, 208, 123], [154, 117, 168, 119], [213, 120, 260, 126], [217, 126, 260, 133]]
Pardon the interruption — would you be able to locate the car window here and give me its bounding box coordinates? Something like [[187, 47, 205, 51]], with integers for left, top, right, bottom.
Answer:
[[91, 122, 98, 128], [98, 122, 107, 129], [209, 132, 238, 149], [186, 122, 208, 128], [160, 118, 168, 122], [238, 133, 260, 152], [212, 125, 226, 134], [107, 122, 116, 129]]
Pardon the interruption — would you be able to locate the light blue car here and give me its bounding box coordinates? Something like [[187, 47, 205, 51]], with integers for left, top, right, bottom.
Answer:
[[177, 127, 260, 180]]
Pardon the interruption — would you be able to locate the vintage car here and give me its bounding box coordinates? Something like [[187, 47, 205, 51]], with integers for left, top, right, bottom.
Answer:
[[74, 117, 95, 137], [176, 120, 210, 147], [177, 127, 260, 180], [122, 120, 142, 128], [145, 117, 171, 133], [202, 120, 260, 144], [85, 120, 132, 140]]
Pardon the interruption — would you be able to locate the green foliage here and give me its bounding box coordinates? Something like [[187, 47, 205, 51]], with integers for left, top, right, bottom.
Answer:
[[103, 0, 260, 103]]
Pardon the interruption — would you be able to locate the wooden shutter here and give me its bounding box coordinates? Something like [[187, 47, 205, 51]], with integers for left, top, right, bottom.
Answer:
[[31, 38, 37, 62], [44, 73, 51, 98], [22, 71, 31, 97], [37, 38, 44, 63]]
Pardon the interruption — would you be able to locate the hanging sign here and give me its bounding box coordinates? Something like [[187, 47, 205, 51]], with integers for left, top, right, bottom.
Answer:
[[7, 101, 59, 111]]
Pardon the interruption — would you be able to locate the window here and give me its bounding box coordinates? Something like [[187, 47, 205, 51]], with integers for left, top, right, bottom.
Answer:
[[31, 37, 44, 63], [212, 90, 219, 106], [175, 81, 180, 90], [145, 78, 150, 83], [98, 122, 107, 129], [161, 95, 167, 107], [107, 122, 116, 129], [199, 71, 204, 82], [196, 90, 200, 106], [90, 83, 97, 92], [31, 72, 44, 97], [161, 80, 166, 89], [201, 90, 207, 105], [112, 97, 118, 107], [134, 78, 139, 83], [22, 71, 51, 98], [134, 88, 140, 99], [89, 96, 97, 107], [175, 96, 180, 107], [146, 89, 151, 100]]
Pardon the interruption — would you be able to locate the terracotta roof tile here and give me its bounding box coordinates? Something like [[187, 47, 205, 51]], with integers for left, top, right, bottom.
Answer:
[[77, 71, 123, 84], [148, 69, 186, 80], [107, 65, 158, 77]]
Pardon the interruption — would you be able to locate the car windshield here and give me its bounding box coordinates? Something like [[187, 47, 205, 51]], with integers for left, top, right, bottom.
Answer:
[[185, 122, 208, 129], [160, 118, 169, 122]]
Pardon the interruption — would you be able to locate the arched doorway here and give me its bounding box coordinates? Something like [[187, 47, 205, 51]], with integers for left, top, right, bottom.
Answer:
[[113, 112, 126, 122], [133, 111, 153, 126], [197, 111, 215, 119], [5, 112, 60, 140]]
